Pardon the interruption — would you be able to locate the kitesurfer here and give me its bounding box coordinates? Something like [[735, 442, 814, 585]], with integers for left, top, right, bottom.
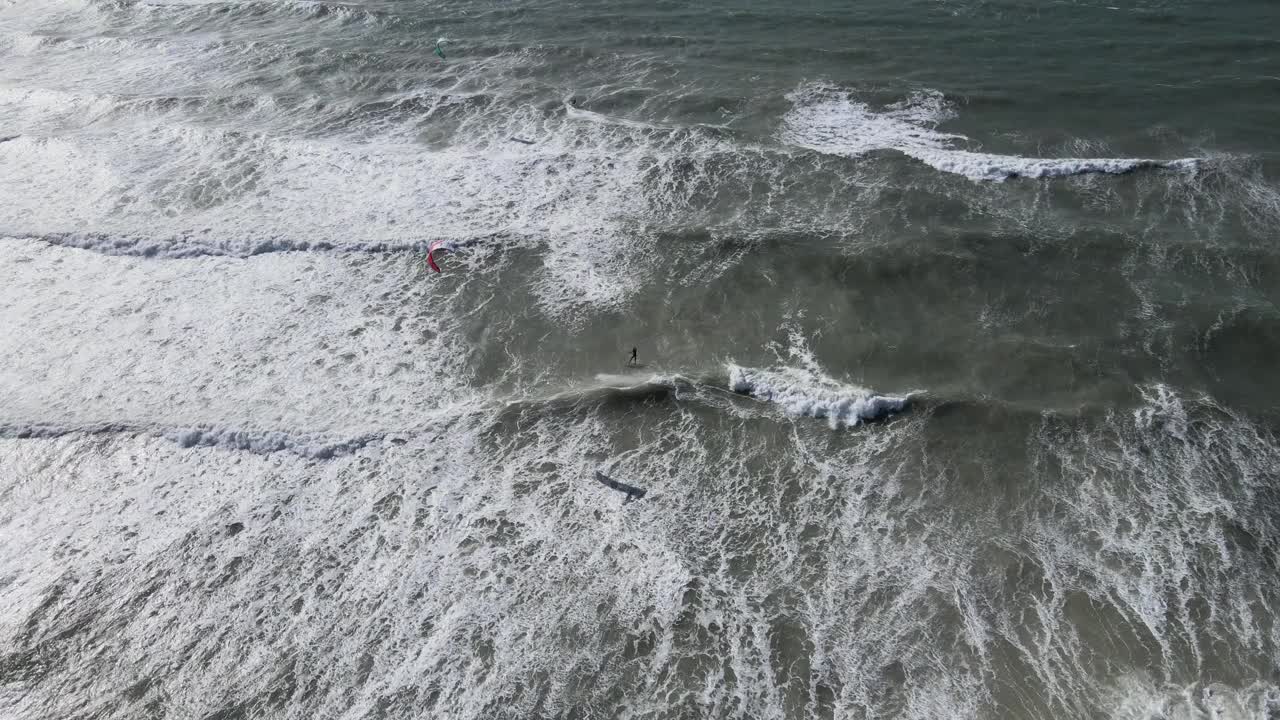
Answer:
[[427, 240, 447, 273], [628, 347, 638, 367]]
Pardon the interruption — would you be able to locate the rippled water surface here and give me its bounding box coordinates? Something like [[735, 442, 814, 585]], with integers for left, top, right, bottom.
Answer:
[[2, 0, 1280, 718]]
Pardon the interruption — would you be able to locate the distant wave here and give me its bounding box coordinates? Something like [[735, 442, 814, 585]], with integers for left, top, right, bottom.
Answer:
[[903, 149, 1199, 182], [781, 83, 1198, 182], [125, 0, 392, 26], [4, 231, 498, 259], [0, 421, 384, 459]]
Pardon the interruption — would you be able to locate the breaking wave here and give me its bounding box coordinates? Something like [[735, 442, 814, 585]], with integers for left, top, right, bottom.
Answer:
[[781, 83, 1199, 181], [0, 363, 911, 461], [728, 364, 908, 427], [903, 148, 1199, 182]]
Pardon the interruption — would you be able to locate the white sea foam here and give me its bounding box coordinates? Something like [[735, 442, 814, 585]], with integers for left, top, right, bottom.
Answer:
[[564, 101, 673, 131], [780, 85, 961, 156], [0, 86, 748, 314], [1025, 384, 1280, 712], [0, 30, 48, 55], [0, 421, 382, 459], [904, 148, 1200, 181], [0, 239, 484, 433], [0, 371, 929, 719], [782, 83, 1198, 182], [162, 426, 379, 459], [6, 1, 1280, 718], [728, 364, 907, 427], [1103, 674, 1276, 720], [12, 379, 1275, 719], [114, 0, 389, 26]]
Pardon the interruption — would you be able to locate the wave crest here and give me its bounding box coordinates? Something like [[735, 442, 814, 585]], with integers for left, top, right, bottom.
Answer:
[[728, 364, 907, 428], [782, 83, 1198, 182]]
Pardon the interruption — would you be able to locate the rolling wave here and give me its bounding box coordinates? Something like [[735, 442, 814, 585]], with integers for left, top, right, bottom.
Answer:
[[0, 362, 914, 460], [0, 421, 384, 459], [902, 148, 1199, 181], [782, 82, 1200, 182], [728, 364, 908, 427]]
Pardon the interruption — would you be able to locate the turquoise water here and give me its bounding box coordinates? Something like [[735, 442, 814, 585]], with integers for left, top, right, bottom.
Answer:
[[2, 1, 1280, 718]]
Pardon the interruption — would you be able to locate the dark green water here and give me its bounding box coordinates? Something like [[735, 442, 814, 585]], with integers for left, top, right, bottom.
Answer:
[[2, 1, 1279, 718]]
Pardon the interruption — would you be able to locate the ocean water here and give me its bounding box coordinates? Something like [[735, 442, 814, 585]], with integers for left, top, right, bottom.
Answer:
[[2, 0, 1280, 717]]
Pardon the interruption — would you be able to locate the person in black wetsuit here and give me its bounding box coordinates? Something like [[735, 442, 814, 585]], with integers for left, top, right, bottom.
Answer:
[[628, 347, 638, 367]]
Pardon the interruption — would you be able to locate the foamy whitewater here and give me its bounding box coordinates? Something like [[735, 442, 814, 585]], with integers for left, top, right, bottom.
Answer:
[[3, 0, 1280, 718], [780, 84, 1200, 182], [728, 364, 907, 428]]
